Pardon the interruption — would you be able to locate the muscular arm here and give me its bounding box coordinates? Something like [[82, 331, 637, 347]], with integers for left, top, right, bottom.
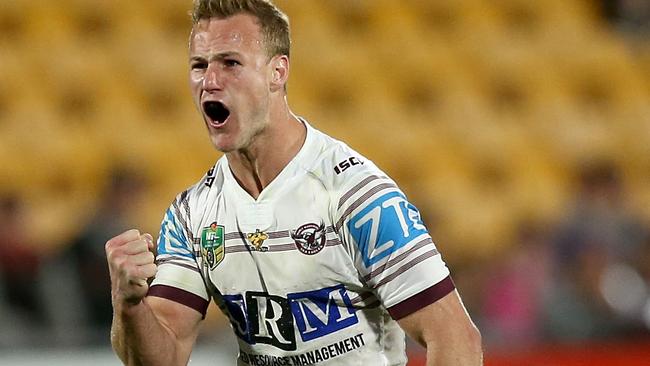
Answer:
[[106, 229, 204, 366], [111, 297, 203, 366], [398, 289, 483, 366]]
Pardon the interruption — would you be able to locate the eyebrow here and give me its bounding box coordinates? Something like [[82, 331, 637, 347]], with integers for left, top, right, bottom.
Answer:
[[189, 51, 243, 62]]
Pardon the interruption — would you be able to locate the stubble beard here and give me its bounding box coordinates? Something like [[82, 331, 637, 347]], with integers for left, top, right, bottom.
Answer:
[[211, 113, 268, 155]]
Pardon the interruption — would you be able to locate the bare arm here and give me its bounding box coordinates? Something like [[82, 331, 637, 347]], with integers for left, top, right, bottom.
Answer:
[[107, 229, 203, 366], [397, 289, 483, 366], [111, 297, 203, 366]]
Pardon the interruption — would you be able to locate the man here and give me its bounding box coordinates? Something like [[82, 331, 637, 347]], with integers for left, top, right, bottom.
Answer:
[[105, 1, 482, 365]]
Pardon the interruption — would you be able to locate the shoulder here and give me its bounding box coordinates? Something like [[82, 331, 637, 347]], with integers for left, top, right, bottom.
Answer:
[[158, 158, 227, 250], [304, 127, 394, 197], [173, 156, 227, 209]]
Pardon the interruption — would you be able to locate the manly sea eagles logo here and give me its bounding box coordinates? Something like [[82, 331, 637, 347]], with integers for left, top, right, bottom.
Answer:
[[200, 222, 225, 270], [291, 222, 326, 255]]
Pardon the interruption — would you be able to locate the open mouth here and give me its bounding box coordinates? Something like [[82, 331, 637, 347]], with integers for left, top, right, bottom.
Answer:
[[203, 101, 230, 126]]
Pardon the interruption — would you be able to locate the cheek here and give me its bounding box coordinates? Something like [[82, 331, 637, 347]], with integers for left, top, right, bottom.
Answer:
[[189, 70, 204, 85], [189, 76, 203, 98]]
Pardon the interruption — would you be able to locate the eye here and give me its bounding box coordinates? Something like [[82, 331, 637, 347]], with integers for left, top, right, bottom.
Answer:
[[191, 61, 207, 70], [224, 59, 241, 67]]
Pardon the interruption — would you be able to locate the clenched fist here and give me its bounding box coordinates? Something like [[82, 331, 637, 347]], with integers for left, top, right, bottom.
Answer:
[[106, 229, 158, 306]]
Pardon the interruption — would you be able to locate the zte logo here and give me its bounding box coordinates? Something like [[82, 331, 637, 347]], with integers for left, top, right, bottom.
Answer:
[[222, 285, 358, 351], [348, 191, 428, 267], [333, 156, 364, 175]]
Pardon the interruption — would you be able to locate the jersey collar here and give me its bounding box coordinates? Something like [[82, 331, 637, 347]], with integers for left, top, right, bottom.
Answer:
[[221, 117, 321, 203]]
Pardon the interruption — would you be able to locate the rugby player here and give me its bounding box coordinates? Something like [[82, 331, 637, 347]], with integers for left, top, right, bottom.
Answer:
[[105, 1, 482, 364]]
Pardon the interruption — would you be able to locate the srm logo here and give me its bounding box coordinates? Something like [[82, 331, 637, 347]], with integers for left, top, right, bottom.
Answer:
[[222, 284, 358, 351]]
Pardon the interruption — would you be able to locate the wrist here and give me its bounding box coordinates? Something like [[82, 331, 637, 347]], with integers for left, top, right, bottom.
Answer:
[[113, 293, 146, 314]]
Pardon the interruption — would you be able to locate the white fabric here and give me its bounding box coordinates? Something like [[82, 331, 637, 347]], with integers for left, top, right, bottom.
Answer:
[[152, 121, 451, 365]]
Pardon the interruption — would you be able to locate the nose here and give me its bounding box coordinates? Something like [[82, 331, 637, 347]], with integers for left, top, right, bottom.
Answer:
[[202, 63, 223, 91]]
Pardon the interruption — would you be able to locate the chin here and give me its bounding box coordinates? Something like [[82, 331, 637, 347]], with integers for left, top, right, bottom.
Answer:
[[211, 143, 235, 154], [209, 135, 239, 153], [209, 136, 230, 153]]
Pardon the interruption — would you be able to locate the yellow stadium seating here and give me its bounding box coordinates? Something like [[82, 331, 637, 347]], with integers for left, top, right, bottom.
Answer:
[[0, 0, 648, 260]]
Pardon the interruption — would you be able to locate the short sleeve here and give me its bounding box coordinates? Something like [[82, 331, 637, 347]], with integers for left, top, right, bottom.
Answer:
[[334, 172, 454, 320], [148, 196, 210, 317]]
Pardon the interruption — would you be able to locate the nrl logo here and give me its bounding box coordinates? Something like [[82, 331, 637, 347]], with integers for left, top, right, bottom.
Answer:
[[291, 222, 326, 255], [200, 222, 225, 270], [247, 229, 269, 252]]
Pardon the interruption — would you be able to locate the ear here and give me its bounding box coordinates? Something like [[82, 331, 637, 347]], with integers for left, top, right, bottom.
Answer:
[[269, 55, 289, 92]]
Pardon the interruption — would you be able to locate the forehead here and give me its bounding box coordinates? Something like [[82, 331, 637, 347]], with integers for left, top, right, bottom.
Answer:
[[190, 14, 264, 55]]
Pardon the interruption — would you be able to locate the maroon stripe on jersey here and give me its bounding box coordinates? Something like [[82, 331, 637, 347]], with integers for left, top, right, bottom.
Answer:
[[222, 233, 341, 254], [267, 231, 289, 239], [335, 182, 398, 230], [374, 250, 438, 288], [268, 243, 297, 252], [181, 193, 194, 243], [338, 175, 383, 210], [362, 237, 437, 283], [156, 258, 201, 273], [225, 232, 243, 241], [147, 285, 209, 317], [387, 276, 455, 320], [225, 245, 249, 253], [223, 227, 336, 244], [173, 198, 193, 244], [326, 238, 342, 247]]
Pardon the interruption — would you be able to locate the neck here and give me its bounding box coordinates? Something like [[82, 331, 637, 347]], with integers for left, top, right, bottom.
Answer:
[[226, 103, 306, 199]]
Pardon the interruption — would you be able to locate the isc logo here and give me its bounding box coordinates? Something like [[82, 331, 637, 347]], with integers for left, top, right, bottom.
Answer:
[[348, 191, 428, 267], [333, 156, 364, 175], [222, 285, 358, 351]]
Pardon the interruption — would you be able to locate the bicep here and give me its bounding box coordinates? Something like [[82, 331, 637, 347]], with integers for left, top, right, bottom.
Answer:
[[145, 296, 204, 364], [397, 289, 481, 351]]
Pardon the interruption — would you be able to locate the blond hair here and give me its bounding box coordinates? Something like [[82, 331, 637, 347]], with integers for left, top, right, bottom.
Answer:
[[191, 0, 290, 58]]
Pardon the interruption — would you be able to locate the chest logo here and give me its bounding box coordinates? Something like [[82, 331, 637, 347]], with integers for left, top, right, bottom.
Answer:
[[291, 222, 326, 255], [200, 222, 225, 270], [247, 229, 269, 252]]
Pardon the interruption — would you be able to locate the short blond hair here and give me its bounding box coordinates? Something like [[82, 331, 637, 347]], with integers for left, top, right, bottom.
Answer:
[[191, 0, 290, 58]]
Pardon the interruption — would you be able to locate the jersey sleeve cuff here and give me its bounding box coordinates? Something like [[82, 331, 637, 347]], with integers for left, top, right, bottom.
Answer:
[[387, 275, 455, 320], [147, 284, 209, 318]]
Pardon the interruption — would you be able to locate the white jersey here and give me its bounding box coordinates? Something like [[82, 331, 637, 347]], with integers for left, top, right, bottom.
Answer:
[[150, 121, 454, 366]]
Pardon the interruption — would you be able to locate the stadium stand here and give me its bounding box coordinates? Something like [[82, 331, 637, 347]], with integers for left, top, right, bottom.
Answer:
[[0, 0, 646, 254]]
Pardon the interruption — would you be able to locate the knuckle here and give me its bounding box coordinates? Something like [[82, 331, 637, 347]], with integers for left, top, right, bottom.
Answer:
[[132, 265, 143, 278], [106, 250, 118, 264], [146, 265, 158, 278], [141, 263, 154, 275], [105, 238, 116, 251], [114, 258, 127, 272], [108, 247, 127, 265], [131, 240, 147, 253], [126, 228, 141, 240]]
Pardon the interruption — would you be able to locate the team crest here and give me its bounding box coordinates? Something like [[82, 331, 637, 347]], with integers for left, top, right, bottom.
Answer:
[[291, 222, 326, 255], [247, 229, 269, 252], [200, 222, 225, 270]]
